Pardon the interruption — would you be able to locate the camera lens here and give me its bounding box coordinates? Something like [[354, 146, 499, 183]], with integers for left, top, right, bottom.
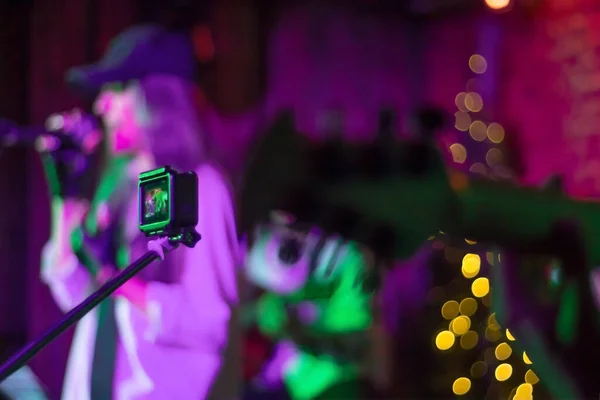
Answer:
[[278, 237, 303, 265]]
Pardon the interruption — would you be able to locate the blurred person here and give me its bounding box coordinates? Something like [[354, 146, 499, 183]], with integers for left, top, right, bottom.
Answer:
[[241, 218, 379, 400], [40, 24, 239, 400]]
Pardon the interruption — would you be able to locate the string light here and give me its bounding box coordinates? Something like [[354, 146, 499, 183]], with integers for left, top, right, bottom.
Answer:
[[469, 54, 488, 74], [441, 300, 460, 320], [471, 277, 490, 297], [487, 122, 505, 143], [495, 363, 513, 381], [455, 92, 469, 111], [494, 342, 513, 360], [460, 330, 479, 349], [525, 369, 539, 385], [459, 298, 478, 316], [486, 147, 504, 167], [461, 253, 481, 278], [506, 329, 516, 341], [450, 143, 468, 163], [485, 0, 511, 11], [469, 120, 488, 141], [484, 324, 502, 341], [465, 92, 484, 112], [452, 377, 472, 395], [514, 383, 534, 400], [455, 111, 472, 131], [450, 316, 471, 335], [436, 330, 456, 350], [438, 51, 539, 399]]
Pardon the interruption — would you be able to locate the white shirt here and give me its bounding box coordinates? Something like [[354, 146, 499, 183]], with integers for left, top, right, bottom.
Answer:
[[41, 164, 240, 400]]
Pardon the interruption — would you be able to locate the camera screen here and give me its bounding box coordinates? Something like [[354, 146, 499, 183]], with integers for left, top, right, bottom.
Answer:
[[141, 178, 170, 226]]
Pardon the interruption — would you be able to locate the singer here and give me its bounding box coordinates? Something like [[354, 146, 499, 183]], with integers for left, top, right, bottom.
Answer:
[[40, 24, 239, 400]]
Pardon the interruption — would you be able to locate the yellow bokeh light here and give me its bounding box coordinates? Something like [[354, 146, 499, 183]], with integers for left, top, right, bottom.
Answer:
[[506, 329, 515, 341], [523, 351, 532, 364], [469, 54, 488, 74], [470, 361, 488, 378], [485, 325, 502, 342], [450, 143, 468, 164], [495, 363, 513, 381], [469, 162, 487, 175], [465, 238, 476, 244], [514, 383, 534, 400], [452, 377, 472, 395], [517, 383, 533, 395], [495, 342, 513, 360], [455, 111, 471, 131], [441, 300, 460, 320], [465, 92, 483, 112], [488, 313, 498, 326], [460, 330, 479, 350], [471, 277, 490, 297], [459, 298, 478, 316], [435, 330, 455, 350], [461, 253, 481, 278], [455, 92, 468, 112], [485, 0, 511, 11], [487, 122, 505, 143], [485, 148, 503, 167], [513, 392, 533, 400], [469, 120, 487, 141], [525, 369, 539, 385], [451, 316, 471, 335]]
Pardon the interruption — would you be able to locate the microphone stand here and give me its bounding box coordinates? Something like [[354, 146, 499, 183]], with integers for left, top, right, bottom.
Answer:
[[0, 231, 200, 382]]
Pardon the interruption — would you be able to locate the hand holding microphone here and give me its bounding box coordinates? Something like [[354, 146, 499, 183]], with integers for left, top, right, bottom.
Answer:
[[0, 109, 102, 155], [41, 108, 103, 154]]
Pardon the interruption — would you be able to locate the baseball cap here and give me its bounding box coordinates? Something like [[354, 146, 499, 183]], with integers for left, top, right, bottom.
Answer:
[[66, 24, 196, 95]]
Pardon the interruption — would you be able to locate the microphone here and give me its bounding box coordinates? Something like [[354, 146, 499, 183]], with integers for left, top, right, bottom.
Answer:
[[43, 109, 102, 154], [0, 109, 102, 155]]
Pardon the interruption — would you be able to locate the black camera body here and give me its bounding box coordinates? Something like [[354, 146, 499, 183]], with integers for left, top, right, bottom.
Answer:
[[138, 166, 198, 238]]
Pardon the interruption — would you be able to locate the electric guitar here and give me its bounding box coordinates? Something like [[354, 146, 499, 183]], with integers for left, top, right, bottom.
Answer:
[[240, 110, 600, 399]]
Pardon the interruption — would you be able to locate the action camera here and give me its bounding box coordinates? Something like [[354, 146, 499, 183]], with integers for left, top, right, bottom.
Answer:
[[138, 166, 198, 237]]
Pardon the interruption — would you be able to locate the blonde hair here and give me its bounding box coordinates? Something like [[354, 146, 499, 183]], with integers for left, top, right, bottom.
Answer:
[[132, 74, 205, 171]]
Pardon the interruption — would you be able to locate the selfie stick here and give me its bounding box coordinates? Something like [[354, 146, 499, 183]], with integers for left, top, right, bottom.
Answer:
[[0, 232, 200, 382]]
